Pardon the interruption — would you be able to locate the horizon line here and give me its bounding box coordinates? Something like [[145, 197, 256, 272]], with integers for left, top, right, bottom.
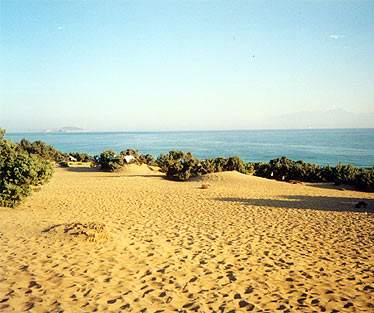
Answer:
[[6, 127, 374, 134]]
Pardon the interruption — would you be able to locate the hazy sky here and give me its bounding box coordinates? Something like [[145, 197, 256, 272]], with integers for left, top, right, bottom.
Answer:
[[1, 0, 373, 131]]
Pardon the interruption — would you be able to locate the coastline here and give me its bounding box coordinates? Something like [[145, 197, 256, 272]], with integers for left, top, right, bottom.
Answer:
[[5, 128, 374, 167]]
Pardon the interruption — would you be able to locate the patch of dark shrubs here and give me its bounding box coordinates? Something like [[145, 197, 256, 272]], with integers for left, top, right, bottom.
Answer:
[[0, 129, 54, 207], [353, 169, 374, 192], [68, 152, 93, 162], [120, 149, 157, 166], [252, 156, 374, 192], [95, 149, 157, 171], [17, 138, 66, 162], [96, 149, 252, 180], [157, 151, 251, 181], [96, 150, 122, 171], [155, 152, 373, 192], [157, 150, 200, 180], [253, 156, 323, 182]]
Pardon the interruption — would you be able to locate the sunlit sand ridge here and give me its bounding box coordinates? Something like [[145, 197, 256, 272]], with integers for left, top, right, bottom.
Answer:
[[0, 165, 373, 312]]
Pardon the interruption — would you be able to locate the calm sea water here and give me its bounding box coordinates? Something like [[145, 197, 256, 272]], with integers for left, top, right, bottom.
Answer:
[[5, 129, 374, 167]]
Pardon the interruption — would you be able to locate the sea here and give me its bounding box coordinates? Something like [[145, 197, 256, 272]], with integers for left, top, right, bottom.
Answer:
[[5, 129, 374, 167]]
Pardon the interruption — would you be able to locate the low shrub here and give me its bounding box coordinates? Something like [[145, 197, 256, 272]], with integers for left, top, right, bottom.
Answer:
[[224, 156, 247, 173], [18, 138, 66, 162], [319, 165, 335, 182], [95, 149, 157, 171], [352, 168, 374, 192], [200, 156, 250, 174], [96, 150, 123, 171], [245, 162, 255, 175], [253, 157, 322, 182], [68, 152, 93, 162], [253, 156, 373, 192], [200, 159, 215, 174], [141, 154, 157, 166], [119, 148, 139, 161], [157, 151, 250, 180], [119, 149, 157, 166], [211, 157, 227, 172], [0, 131, 53, 207], [329, 163, 358, 186], [157, 150, 200, 180]]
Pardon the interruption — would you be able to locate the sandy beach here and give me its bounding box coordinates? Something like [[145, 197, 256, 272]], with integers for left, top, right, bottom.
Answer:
[[0, 165, 373, 312]]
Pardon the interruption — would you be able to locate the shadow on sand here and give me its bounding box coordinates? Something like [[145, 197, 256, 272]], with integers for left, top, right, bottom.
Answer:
[[63, 167, 101, 173], [62, 167, 164, 178], [215, 195, 374, 213], [304, 182, 356, 192], [117, 174, 164, 178]]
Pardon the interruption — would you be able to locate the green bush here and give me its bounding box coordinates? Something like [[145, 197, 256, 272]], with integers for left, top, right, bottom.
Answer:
[[353, 169, 374, 192], [0, 135, 53, 208], [224, 156, 246, 173], [253, 157, 322, 182], [157, 151, 250, 180], [200, 159, 215, 174], [157, 150, 201, 180], [330, 163, 358, 186], [140, 154, 157, 166], [95, 149, 157, 171], [119, 148, 139, 160], [96, 150, 123, 171], [18, 138, 66, 162], [199, 156, 249, 174], [68, 152, 93, 162], [119, 149, 157, 166], [252, 156, 373, 192], [320, 165, 335, 182], [211, 157, 227, 172], [245, 162, 255, 175]]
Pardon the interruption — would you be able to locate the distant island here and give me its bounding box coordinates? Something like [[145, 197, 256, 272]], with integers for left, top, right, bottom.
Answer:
[[44, 127, 86, 133]]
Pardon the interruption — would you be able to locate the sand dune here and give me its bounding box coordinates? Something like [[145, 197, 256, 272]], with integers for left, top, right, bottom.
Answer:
[[0, 166, 373, 312]]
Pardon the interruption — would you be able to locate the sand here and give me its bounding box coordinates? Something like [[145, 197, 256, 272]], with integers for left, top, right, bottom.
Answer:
[[0, 164, 373, 312]]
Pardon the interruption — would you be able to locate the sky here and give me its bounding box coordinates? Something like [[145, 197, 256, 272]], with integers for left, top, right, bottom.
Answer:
[[1, 0, 373, 131]]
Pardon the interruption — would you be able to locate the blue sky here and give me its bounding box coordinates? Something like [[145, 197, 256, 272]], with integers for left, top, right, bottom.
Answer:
[[1, 0, 373, 131]]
